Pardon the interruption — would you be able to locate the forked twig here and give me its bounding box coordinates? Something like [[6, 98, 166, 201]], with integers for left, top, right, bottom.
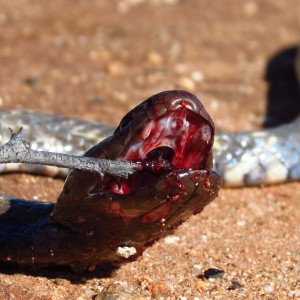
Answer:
[[0, 128, 140, 178]]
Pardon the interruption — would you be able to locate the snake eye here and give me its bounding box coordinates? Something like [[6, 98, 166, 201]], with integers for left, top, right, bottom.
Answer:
[[118, 115, 133, 130]]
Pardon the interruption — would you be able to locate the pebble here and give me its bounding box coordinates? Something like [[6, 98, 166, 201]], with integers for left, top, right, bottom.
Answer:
[[119, 0, 173, 14], [195, 280, 208, 291], [107, 61, 126, 76], [193, 263, 202, 270], [188, 249, 197, 257], [264, 284, 274, 293], [200, 234, 208, 243], [138, 274, 153, 288], [176, 76, 196, 91], [243, 1, 258, 17], [175, 63, 188, 74], [209, 99, 219, 111], [147, 51, 163, 65], [24, 76, 39, 86], [88, 97, 104, 105], [0, 13, 7, 25], [89, 48, 111, 62], [163, 235, 180, 244], [148, 282, 170, 296], [236, 220, 246, 227], [53, 35, 64, 47], [288, 290, 300, 297], [228, 281, 244, 290], [96, 283, 138, 300], [116, 246, 137, 258], [191, 71, 204, 82], [113, 91, 128, 102], [204, 268, 225, 279]]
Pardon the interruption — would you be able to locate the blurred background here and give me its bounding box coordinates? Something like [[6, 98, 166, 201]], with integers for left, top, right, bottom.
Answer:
[[1, 0, 299, 131]]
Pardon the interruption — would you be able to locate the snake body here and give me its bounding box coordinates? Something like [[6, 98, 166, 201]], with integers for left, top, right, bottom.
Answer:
[[0, 108, 299, 186]]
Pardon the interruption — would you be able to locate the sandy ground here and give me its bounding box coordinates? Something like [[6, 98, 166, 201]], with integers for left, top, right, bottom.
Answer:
[[0, 0, 299, 299]]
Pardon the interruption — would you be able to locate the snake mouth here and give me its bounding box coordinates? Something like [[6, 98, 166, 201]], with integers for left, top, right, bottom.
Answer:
[[95, 91, 214, 195]]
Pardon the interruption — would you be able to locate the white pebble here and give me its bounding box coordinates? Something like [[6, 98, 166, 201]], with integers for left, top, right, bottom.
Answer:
[[264, 285, 273, 293], [116, 246, 137, 258], [163, 235, 180, 244], [176, 76, 196, 91], [237, 220, 246, 227], [191, 71, 204, 82], [193, 264, 202, 270]]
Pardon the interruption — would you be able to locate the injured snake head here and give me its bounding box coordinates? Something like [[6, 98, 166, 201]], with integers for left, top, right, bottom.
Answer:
[[52, 90, 222, 268]]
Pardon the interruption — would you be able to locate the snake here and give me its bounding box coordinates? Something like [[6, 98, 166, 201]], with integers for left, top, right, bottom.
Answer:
[[1, 45, 299, 272], [0, 54, 299, 269], [0, 90, 222, 271]]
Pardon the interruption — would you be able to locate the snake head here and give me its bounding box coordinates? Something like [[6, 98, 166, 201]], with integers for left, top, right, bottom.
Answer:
[[52, 90, 222, 269]]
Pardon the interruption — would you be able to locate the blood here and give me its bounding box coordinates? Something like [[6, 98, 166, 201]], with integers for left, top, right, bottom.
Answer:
[[98, 107, 213, 195]]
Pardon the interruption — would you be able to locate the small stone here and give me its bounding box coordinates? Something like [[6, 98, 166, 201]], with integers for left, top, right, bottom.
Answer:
[[96, 283, 137, 300], [0, 196, 10, 214], [164, 0, 179, 4], [193, 263, 202, 270], [237, 220, 246, 227], [243, 1, 258, 17], [0, 13, 7, 25], [53, 35, 64, 46], [188, 249, 197, 257], [117, 2, 129, 14], [176, 76, 196, 91], [85, 286, 97, 297], [70, 75, 80, 85], [209, 99, 219, 111], [138, 275, 153, 286], [89, 97, 104, 105], [204, 268, 225, 279], [264, 285, 274, 293], [228, 281, 244, 290], [195, 280, 208, 291], [89, 48, 111, 61], [288, 290, 300, 297], [116, 246, 137, 258], [175, 63, 188, 74], [148, 282, 170, 297], [147, 51, 163, 65], [24, 76, 39, 86], [163, 235, 180, 244], [107, 61, 125, 76], [294, 264, 300, 271], [191, 71, 204, 82], [113, 91, 128, 102]]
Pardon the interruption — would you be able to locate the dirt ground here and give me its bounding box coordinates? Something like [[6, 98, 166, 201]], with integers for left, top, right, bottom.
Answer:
[[0, 0, 299, 299]]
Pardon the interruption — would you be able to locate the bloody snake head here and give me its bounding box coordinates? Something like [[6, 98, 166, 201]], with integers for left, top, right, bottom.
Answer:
[[52, 90, 222, 269]]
